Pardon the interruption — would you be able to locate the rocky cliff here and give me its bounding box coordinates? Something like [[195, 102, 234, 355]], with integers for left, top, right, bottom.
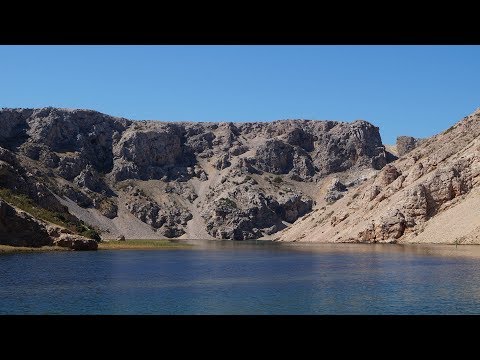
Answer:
[[279, 109, 480, 244], [3, 106, 476, 245], [0, 107, 388, 242]]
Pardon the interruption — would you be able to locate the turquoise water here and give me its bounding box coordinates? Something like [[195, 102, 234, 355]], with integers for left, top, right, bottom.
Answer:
[[1, 242, 480, 314]]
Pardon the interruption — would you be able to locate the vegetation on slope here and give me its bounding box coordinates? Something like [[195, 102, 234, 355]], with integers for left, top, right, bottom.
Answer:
[[0, 187, 101, 241]]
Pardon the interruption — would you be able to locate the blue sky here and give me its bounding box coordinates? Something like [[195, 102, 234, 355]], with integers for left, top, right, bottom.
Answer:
[[1, 45, 479, 144]]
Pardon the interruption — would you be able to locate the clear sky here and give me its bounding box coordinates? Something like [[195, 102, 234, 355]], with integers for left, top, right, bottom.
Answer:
[[1, 45, 479, 144]]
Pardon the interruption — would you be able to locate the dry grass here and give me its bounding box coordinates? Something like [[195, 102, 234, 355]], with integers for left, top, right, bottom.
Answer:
[[98, 239, 193, 250], [1, 239, 193, 253], [0, 245, 70, 253]]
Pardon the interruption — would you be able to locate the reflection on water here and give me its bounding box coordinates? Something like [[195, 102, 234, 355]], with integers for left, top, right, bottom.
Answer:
[[1, 242, 480, 314], [278, 242, 480, 258]]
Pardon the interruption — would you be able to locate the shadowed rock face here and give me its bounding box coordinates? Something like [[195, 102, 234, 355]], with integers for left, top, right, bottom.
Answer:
[[254, 139, 315, 177], [0, 200, 52, 247], [396, 136, 418, 156], [0, 107, 390, 240], [310, 120, 388, 175]]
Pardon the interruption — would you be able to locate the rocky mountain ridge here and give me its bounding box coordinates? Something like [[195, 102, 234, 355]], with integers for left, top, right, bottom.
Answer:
[[1, 106, 478, 246], [0, 107, 388, 244], [278, 109, 480, 244]]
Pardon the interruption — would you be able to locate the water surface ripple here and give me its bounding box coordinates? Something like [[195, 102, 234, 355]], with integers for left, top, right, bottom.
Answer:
[[1, 242, 479, 314]]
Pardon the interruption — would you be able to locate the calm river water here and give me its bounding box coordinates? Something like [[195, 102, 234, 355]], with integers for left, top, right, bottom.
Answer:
[[1, 241, 480, 314]]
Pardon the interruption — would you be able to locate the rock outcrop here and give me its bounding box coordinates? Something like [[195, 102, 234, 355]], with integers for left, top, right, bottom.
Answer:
[[0, 200, 52, 247], [396, 136, 419, 156], [277, 108, 480, 245], [0, 107, 391, 241], [253, 139, 315, 179], [52, 234, 98, 250], [203, 187, 313, 240], [2, 106, 479, 244], [324, 178, 347, 204]]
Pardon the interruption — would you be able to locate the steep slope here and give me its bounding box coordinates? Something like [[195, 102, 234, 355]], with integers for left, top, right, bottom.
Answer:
[[0, 107, 388, 240], [278, 109, 480, 244], [0, 199, 51, 247]]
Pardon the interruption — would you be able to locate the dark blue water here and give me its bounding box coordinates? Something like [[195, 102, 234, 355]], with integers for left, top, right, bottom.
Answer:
[[1, 242, 480, 314]]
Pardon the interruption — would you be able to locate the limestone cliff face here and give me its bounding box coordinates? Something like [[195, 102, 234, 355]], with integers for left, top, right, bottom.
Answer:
[[0, 107, 388, 240], [278, 109, 480, 245]]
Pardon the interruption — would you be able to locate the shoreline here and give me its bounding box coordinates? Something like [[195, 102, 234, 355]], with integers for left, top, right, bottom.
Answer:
[[98, 239, 194, 251], [0, 245, 71, 254], [0, 239, 193, 253], [2, 240, 480, 257]]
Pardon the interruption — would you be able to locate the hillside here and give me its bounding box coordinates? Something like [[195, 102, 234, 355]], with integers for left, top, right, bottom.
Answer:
[[278, 109, 480, 244], [1, 106, 478, 246], [0, 107, 387, 244]]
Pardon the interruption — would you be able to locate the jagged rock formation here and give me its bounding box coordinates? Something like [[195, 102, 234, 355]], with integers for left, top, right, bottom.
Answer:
[[2, 106, 479, 245], [396, 136, 420, 156], [278, 109, 480, 244], [0, 107, 389, 241]]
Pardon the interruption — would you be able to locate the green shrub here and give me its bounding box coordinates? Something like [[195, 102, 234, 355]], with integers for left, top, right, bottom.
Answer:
[[76, 222, 102, 242], [219, 197, 237, 209], [273, 176, 283, 184], [81, 229, 102, 242], [0, 188, 73, 228]]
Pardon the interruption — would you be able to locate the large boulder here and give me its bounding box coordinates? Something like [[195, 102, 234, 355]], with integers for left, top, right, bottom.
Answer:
[[53, 234, 98, 250], [357, 209, 406, 243]]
